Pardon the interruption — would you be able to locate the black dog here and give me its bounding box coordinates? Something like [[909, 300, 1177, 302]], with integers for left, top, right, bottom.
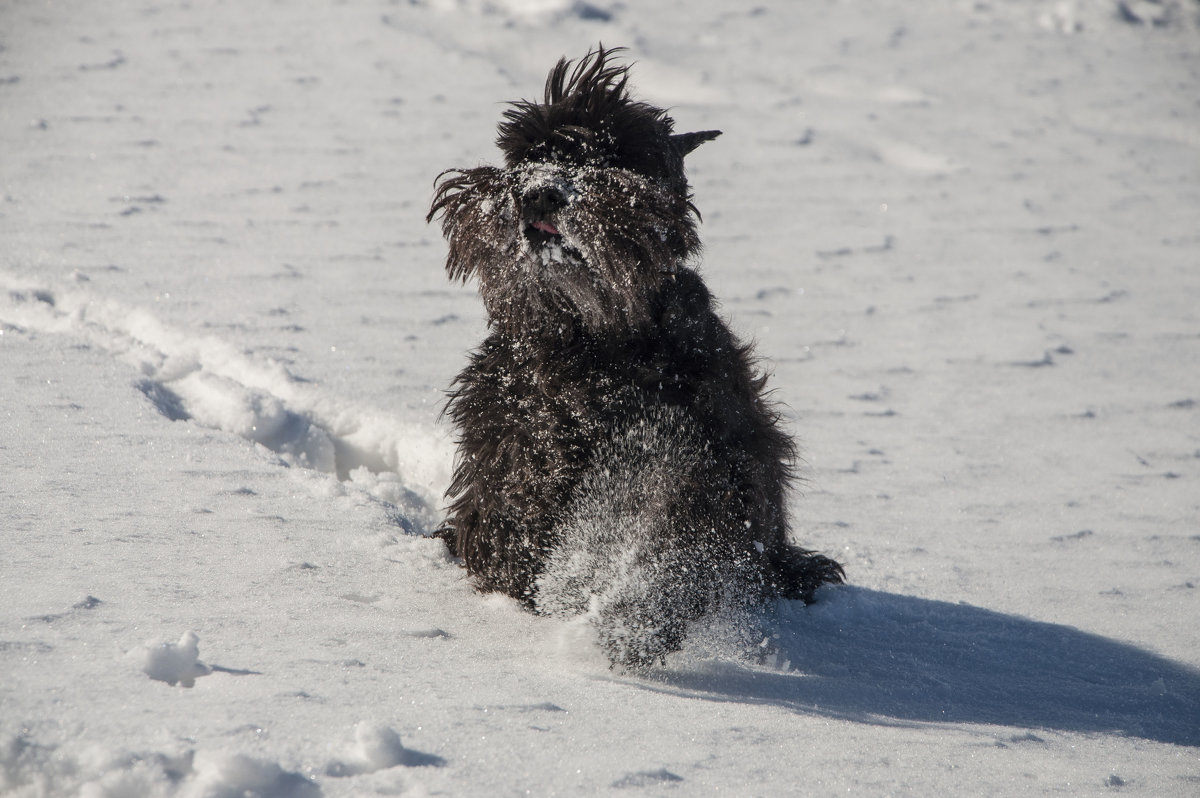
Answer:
[[428, 46, 843, 669]]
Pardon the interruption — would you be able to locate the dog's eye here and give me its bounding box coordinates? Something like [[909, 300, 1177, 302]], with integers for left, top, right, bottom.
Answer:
[[539, 126, 617, 168], [559, 125, 595, 141]]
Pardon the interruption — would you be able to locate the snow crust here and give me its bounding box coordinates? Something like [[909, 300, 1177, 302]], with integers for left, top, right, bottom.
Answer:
[[2, 0, 1199, 795]]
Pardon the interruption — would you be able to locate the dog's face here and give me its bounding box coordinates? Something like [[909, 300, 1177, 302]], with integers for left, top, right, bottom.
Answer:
[[429, 47, 719, 338]]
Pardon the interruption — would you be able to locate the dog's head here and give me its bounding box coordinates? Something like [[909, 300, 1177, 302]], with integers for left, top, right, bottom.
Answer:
[[428, 46, 720, 338]]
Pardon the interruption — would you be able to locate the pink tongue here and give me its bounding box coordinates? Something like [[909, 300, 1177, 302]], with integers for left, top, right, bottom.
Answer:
[[532, 220, 560, 236]]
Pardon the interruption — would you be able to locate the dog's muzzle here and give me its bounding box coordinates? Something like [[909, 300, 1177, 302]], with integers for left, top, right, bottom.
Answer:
[[523, 185, 565, 245], [517, 167, 575, 247]]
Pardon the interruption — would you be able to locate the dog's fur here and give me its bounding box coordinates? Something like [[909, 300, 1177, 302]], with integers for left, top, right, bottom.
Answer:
[[428, 47, 843, 669]]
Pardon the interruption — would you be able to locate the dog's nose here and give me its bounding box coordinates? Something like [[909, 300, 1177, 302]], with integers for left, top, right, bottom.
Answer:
[[522, 185, 567, 216]]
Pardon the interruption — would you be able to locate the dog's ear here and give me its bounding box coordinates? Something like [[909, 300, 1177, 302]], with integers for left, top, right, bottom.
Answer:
[[672, 130, 722, 157]]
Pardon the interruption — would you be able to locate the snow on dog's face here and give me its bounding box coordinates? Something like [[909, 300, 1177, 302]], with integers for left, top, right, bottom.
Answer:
[[428, 46, 720, 338]]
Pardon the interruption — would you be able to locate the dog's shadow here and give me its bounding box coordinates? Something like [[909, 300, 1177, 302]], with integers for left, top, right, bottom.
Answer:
[[642, 587, 1200, 747]]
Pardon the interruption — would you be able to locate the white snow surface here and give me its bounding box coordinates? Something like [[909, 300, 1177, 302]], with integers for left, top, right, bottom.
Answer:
[[2, 0, 1199, 795], [136, 631, 213, 688]]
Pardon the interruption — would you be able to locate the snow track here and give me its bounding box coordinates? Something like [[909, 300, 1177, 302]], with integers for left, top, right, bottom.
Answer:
[[1, 272, 450, 534]]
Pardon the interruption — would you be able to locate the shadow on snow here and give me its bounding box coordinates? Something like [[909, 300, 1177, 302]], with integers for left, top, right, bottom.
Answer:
[[645, 587, 1200, 748]]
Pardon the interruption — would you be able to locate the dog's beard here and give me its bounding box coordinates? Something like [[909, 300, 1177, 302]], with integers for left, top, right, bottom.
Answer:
[[431, 160, 703, 338]]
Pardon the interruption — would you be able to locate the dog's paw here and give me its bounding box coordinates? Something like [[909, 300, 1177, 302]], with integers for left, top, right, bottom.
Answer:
[[773, 548, 846, 603]]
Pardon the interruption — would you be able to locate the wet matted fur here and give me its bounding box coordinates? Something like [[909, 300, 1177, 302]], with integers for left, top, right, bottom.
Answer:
[[428, 46, 843, 669]]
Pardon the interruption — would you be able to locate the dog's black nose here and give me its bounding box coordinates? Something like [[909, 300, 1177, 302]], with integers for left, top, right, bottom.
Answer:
[[522, 185, 567, 216]]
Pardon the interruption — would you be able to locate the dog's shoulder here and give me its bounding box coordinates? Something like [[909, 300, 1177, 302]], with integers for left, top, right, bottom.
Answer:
[[653, 268, 737, 352]]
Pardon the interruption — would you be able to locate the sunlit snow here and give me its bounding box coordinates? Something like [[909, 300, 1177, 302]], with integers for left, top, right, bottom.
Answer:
[[2, 1, 1198, 796]]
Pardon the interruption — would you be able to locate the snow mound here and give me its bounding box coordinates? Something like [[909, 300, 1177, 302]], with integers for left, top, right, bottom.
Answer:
[[324, 722, 444, 776], [134, 631, 212, 688], [0, 736, 316, 798], [180, 751, 319, 798]]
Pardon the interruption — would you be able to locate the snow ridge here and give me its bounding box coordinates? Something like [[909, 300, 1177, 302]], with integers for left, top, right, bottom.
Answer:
[[1, 273, 451, 534]]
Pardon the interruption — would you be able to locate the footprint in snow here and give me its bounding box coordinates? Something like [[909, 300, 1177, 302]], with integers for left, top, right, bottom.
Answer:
[[611, 768, 684, 788]]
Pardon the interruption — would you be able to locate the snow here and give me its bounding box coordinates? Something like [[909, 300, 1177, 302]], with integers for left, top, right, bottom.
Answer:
[[2, 0, 1199, 795], [323, 722, 433, 777], [136, 631, 213, 688]]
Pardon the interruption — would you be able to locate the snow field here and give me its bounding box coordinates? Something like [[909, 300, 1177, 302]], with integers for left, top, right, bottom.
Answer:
[[2, 0, 1199, 795]]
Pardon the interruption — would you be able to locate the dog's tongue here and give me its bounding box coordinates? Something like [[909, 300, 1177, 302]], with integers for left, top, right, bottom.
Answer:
[[532, 220, 560, 236]]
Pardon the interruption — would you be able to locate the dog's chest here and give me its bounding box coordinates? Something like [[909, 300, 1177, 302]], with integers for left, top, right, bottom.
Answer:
[[463, 333, 706, 461]]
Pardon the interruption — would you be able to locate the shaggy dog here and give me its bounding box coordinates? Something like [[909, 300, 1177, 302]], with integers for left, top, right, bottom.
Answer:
[[428, 46, 843, 669]]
